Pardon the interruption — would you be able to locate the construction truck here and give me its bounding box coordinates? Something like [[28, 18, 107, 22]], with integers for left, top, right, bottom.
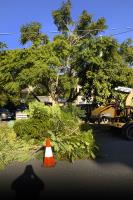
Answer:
[[90, 86, 133, 140]]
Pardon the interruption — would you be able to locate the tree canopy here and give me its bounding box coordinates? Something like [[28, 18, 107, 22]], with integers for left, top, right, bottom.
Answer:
[[0, 0, 133, 107], [20, 22, 49, 46]]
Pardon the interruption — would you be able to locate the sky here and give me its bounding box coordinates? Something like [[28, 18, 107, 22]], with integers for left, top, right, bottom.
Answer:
[[1, 0, 133, 49]]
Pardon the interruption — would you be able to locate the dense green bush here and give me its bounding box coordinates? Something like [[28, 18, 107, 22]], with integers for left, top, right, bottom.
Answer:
[[28, 101, 62, 121], [13, 101, 98, 162], [61, 103, 86, 119], [13, 119, 48, 140], [0, 124, 36, 170], [14, 102, 81, 139]]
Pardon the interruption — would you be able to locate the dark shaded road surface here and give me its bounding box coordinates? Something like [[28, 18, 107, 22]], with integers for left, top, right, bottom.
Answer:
[[1, 125, 133, 199]]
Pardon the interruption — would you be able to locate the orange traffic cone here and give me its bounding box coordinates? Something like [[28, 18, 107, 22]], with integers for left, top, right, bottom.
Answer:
[[43, 139, 56, 167]]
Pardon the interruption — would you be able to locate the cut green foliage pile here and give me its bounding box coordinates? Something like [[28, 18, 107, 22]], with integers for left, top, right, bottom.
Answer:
[[46, 129, 97, 162], [0, 124, 36, 170], [14, 102, 98, 162]]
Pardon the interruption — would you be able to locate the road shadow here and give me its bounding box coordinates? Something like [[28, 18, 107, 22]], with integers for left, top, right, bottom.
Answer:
[[91, 124, 133, 168], [81, 123, 133, 168], [11, 165, 44, 200]]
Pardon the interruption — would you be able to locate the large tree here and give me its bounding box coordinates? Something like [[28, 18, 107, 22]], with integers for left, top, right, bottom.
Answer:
[[73, 36, 133, 104], [0, 44, 62, 105], [52, 1, 108, 102], [1, 0, 133, 106]]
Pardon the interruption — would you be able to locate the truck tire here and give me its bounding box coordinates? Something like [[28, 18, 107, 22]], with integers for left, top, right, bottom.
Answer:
[[122, 123, 133, 140]]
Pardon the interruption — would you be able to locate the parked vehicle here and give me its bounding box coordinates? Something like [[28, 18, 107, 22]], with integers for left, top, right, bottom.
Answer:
[[15, 104, 28, 112], [0, 108, 14, 121]]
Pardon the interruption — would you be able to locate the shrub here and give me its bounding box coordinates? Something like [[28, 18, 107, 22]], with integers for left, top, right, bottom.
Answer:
[[80, 122, 92, 131], [28, 101, 62, 120], [61, 103, 86, 119], [0, 124, 36, 170], [14, 102, 80, 139], [13, 102, 98, 162], [13, 119, 48, 140]]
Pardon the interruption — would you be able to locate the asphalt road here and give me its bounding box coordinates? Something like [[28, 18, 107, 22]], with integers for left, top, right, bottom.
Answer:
[[1, 125, 133, 199]]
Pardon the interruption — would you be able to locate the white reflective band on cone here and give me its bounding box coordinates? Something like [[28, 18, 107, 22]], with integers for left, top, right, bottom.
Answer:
[[45, 147, 53, 157]]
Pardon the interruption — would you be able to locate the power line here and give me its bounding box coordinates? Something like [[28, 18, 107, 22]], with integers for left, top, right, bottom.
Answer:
[[110, 29, 133, 37], [0, 33, 13, 35], [1, 26, 133, 37]]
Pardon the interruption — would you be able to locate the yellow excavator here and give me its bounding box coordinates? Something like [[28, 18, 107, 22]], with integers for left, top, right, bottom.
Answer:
[[90, 86, 133, 140]]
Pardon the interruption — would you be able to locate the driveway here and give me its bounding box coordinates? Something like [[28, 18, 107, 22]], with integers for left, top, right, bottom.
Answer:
[[0, 125, 133, 199]]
